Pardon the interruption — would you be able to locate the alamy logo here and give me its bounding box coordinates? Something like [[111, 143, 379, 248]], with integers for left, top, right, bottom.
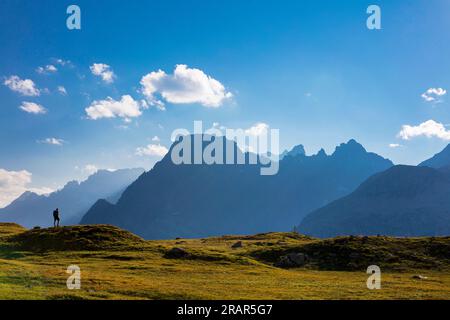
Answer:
[[170, 121, 280, 176], [366, 265, 381, 289], [366, 5, 381, 30], [66, 5, 81, 30], [66, 265, 81, 290]]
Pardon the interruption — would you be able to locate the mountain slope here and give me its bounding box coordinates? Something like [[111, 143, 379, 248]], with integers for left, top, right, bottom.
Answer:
[[419, 144, 450, 168], [299, 165, 450, 237], [81, 136, 392, 239], [0, 168, 144, 228]]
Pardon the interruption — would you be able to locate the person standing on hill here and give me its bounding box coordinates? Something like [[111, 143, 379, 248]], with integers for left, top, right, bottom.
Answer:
[[53, 208, 60, 227]]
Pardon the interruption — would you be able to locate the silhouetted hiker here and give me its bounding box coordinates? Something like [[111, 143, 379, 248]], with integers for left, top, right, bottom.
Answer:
[[53, 208, 60, 227]]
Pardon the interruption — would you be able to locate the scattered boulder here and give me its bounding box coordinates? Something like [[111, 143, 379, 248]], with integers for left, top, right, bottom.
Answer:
[[412, 275, 428, 280], [231, 241, 243, 249], [33, 226, 41, 230], [275, 252, 308, 268], [165, 247, 189, 259]]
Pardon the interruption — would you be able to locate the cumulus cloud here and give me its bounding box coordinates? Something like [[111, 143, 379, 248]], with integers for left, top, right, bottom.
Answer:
[[0, 168, 52, 208], [152, 136, 160, 142], [245, 122, 269, 137], [57, 86, 67, 95], [140, 64, 232, 108], [421, 88, 447, 103], [136, 144, 168, 157], [389, 143, 402, 148], [36, 65, 57, 74], [19, 102, 47, 114], [398, 120, 450, 141], [4, 75, 40, 96], [90, 63, 115, 83], [85, 95, 145, 120], [37, 138, 65, 146]]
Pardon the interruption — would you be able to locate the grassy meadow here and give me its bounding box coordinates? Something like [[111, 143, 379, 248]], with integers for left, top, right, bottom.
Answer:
[[0, 223, 449, 300]]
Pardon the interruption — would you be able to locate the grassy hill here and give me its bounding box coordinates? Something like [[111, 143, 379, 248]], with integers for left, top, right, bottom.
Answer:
[[0, 224, 449, 300], [0, 223, 27, 237]]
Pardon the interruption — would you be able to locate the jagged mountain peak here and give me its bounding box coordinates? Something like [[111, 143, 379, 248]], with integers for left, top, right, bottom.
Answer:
[[315, 148, 328, 158], [333, 139, 366, 155], [280, 144, 306, 159], [81, 137, 393, 239]]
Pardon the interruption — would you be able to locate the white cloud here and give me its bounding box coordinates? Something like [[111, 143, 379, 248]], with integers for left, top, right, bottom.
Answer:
[[229, 122, 270, 154], [152, 136, 160, 142], [85, 95, 144, 120], [90, 63, 115, 83], [389, 143, 402, 148], [140, 64, 232, 108], [398, 120, 450, 141], [4, 75, 40, 96], [0, 168, 52, 208], [37, 138, 65, 146], [245, 122, 269, 137], [421, 88, 447, 103], [136, 144, 168, 157], [28, 187, 54, 196], [57, 86, 67, 95], [19, 102, 47, 114], [54, 58, 72, 66], [83, 164, 98, 175], [36, 65, 58, 74], [74, 164, 115, 176]]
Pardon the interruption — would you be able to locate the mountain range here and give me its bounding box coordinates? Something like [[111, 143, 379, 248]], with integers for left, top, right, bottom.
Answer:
[[0, 168, 144, 228], [4, 136, 449, 239], [299, 145, 450, 237], [81, 135, 393, 239]]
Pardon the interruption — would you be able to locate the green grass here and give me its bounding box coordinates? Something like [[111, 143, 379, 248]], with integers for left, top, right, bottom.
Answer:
[[0, 223, 26, 237], [0, 224, 449, 300]]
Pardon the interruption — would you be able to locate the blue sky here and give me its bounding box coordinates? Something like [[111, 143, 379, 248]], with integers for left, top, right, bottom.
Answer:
[[1, 0, 450, 206]]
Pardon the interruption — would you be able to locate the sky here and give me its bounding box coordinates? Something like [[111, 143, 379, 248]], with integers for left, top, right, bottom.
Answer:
[[1, 0, 450, 207]]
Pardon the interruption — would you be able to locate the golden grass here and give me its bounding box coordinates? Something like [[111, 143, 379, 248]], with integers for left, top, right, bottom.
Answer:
[[0, 225, 449, 300]]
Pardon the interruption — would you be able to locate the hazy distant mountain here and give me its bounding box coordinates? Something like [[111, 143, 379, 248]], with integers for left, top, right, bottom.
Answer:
[[280, 145, 306, 159], [81, 136, 392, 239], [299, 165, 450, 237], [0, 168, 144, 228], [419, 144, 450, 169]]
